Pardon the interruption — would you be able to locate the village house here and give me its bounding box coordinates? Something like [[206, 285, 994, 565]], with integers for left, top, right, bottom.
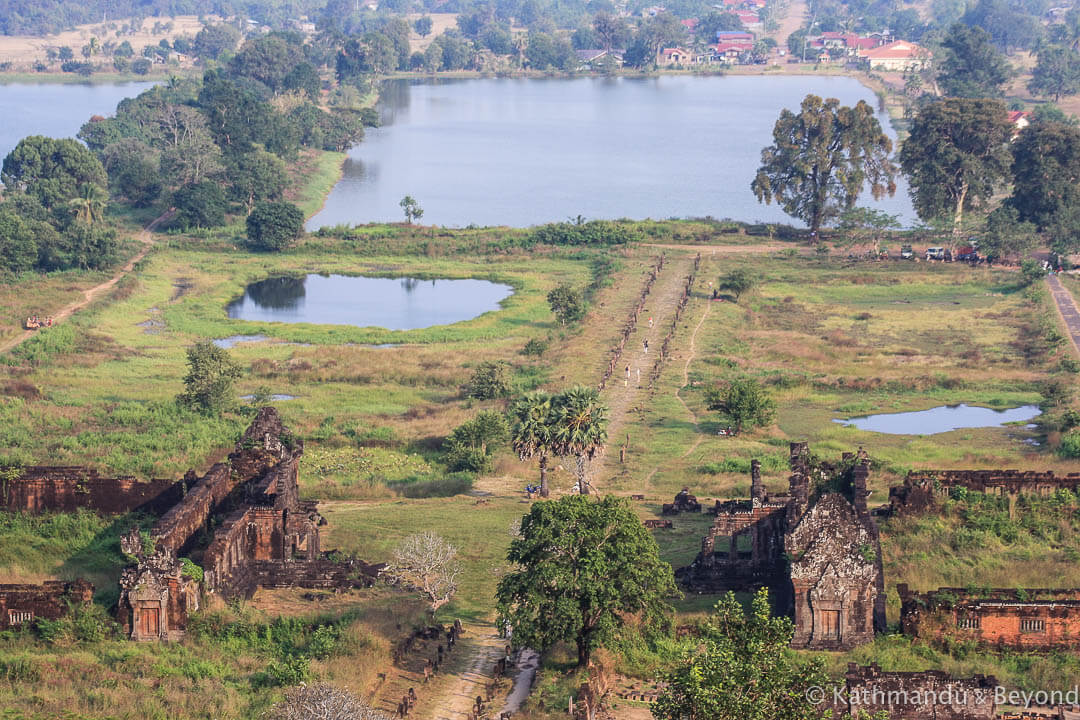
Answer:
[[657, 47, 695, 66], [858, 40, 931, 71], [733, 9, 762, 29], [677, 444, 885, 650], [813, 31, 880, 56]]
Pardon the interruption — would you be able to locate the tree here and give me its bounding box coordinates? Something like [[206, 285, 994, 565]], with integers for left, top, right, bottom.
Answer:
[[445, 410, 511, 472], [0, 209, 39, 272], [231, 34, 306, 92], [465, 360, 514, 400], [230, 149, 287, 213], [719, 268, 756, 302], [592, 12, 631, 51], [547, 283, 585, 324], [193, 24, 241, 61], [114, 41, 134, 58], [525, 31, 574, 70], [511, 391, 556, 497], [980, 205, 1035, 263], [961, 0, 1043, 53], [751, 95, 897, 235], [1007, 118, 1080, 230], [696, 11, 745, 40], [102, 139, 161, 207], [246, 201, 305, 251], [385, 532, 461, 613], [1020, 258, 1046, 285], [415, 16, 434, 38], [496, 495, 678, 667], [625, 13, 685, 68], [706, 377, 775, 434], [900, 98, 1012, 234], [173, 181, 227, 229], [1029, 45, 1080, 103], [652, 589, 829, 720], [836, 207, 900, 252], [268, 683, 393, 720], [157, 105, 224, 186], [67, 182, 108, 225], [937, 23, 1012, 98], [131, 58, 152, 75], [177, 340, 242, 413], [2, 136, 108, 210], [550, 386, 608, 495], [58, 46, 74, 61], [399, 195, 424, 223]]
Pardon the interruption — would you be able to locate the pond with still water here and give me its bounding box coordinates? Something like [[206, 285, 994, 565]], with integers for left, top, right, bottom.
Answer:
[[833, 404, 1042, 435], [310, 75, 916, 229], [226, 274, 513, 330]]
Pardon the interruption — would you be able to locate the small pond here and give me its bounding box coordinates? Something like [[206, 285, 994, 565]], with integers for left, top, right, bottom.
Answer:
[[226, 274, 513, 330], [833, 404, 1042, 435]]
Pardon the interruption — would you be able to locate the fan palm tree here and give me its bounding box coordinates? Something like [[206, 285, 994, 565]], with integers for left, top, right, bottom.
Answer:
[[511, 391, 556, 497], [68, 183, 108, 225], [551, 386, 608, 496]]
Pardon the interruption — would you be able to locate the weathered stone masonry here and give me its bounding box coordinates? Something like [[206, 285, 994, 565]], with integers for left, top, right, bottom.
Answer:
[[832, 663, 997, 720], [677, 444, 885, 650], [888, 470, 1080, 516], [0, 580, 93, 630], [1, 466, 185, 515]]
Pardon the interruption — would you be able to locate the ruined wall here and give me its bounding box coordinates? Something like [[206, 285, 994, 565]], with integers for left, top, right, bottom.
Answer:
[[1, 467, 184, 515], [889, 471, 1080, 516], [836, 663, 997, 720], [0, 580, 93, 630], [899, 586, 1080, 650]]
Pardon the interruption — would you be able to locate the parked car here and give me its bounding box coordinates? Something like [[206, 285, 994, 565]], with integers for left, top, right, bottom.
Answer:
[[926, 247, 945, 260], [900, 245, 913, 259], [956, 246, 978, 262]]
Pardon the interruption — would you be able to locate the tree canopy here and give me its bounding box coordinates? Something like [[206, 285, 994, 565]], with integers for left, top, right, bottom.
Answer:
[[1007, 119, 1080, 232], [177, 340, 242, 414], [751, 95, 896, 234], [246, 201, 305, 251], [899, 98, 1012, 233], [1028, 44, 1080, 102], [2, 136, 107, 210], [705, 377, 775, 434], [937, 23, 1013, 98], [496, 494, 678, 666]]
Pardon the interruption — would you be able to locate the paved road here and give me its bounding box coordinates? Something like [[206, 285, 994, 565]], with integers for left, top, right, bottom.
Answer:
[[1047, 274, 1080, 356]]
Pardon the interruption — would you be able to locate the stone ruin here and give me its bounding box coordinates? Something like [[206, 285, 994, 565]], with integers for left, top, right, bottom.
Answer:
[[899, 585, 1080, 652], [830, 663, 997, 720], [0, 408, 379, 641], [0, 580, 93, 630], [887, 469, 1080, 516], [662, 487, 701, 515], [117, 407, 381, 640], [677, 443, 884, 650]]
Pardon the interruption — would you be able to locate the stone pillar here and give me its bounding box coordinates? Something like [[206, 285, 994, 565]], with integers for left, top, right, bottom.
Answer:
[[751, 460, 764, 505], [853, 461, 870, 515]]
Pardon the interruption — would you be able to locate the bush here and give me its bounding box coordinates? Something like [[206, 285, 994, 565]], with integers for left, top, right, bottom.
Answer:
[[521, 338, 549, 357], [389, 473, 474, 498], [465, 361, 513, 400], [528, 220, 639, 246], [547, 284, 586, 325], [172, 181, 227, 229], [246, 201, 305, 251], [131, 58, 152, 74], [1061, 430, 1080, 458], [180, 557, 204, 582]]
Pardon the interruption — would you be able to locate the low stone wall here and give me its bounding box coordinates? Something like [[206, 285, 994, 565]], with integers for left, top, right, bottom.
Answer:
[[834, 663, 997, 720], [0, 580, 93, 630], [1, 467, 183, 515], [889, 470, 1080, 516], [899, 585, 1080, 651]]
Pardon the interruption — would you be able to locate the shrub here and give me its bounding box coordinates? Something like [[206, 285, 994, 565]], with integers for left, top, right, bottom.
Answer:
[[389, 473, 474, 498], [131, 58, 152, 74], [528, 219, 639, 246], [465, 361, 513, 400], [246, 201, 305, 251], [1061, 430, 1080, 458], [547, 284, 586, 325], [180, 557, 204, 582], [521, 338, 549, 357]]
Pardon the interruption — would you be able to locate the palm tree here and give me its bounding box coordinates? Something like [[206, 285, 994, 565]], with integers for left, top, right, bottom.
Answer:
[[68, 183, 109, 225], [511, 391, 556, 497], [551, 386, 608, 496]]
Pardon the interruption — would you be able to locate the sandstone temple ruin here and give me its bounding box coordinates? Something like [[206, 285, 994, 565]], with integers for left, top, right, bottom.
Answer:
[[677, 443, 885, 650], [1, 408, 379, 640]]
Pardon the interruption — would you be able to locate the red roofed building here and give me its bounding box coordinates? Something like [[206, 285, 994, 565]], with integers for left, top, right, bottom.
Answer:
[[714, 42, 747, 62], [733, 10, 762, 27], [658, 47, 695, 66], [859, 40, 931, 71]]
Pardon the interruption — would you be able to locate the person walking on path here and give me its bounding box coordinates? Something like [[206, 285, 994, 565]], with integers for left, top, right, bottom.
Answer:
[[625, 365, 630, 387], [643, 339, 649, 354]]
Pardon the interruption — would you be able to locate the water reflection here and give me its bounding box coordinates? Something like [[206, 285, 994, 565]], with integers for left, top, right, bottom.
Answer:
[[833, 404, 1042, 435], [244, 276, 307, 311]]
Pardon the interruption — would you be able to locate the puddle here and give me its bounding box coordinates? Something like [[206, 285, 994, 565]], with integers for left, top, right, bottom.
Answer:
[[213, 334, 270, 349], [240, 394, 298, 401], [834, 404, 1042, 435]]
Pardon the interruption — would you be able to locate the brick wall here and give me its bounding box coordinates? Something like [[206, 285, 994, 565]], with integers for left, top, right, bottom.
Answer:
[[0, 580, 93, 630], [1, 467, 184, 515], [889, 471, 1080, 516]]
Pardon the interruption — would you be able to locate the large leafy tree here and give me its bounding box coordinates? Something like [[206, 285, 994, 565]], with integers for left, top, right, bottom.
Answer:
[[1007, 119, 1080, 231], [1029, 44, 1080, 102], [652, 589, 829, 720], [961, 0, 1043, 52], [937, 23, 1013, 98], [193, 24, 241, 61], [246, 201, 305, 251], [705, 377, 775, 434], [178, 340, 242, 414], [551, 385, 608, 495], [511, 391, 557, 497], [496, 495, 678, 667], [751, 95, 897, 235], [2, 136, 107, 210], [900, 98, 1012, 234]]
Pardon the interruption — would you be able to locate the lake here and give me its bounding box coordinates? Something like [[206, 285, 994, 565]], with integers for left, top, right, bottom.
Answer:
[[0, 81, 157, 161], [225, 274, 514, 330], [310, 75, 917, 229], [833, 404, 1043, 435]]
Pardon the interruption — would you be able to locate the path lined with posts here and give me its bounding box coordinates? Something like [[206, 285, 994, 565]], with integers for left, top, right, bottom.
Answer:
[[1047, 274, 1080, 357], [0, 210, 173, 356], [595, 252, 700, 485]]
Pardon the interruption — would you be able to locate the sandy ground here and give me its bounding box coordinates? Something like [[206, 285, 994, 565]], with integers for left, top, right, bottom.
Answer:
[[0, 15, 213, 68]]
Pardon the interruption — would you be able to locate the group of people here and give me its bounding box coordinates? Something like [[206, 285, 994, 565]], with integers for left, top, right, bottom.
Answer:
[[24, 315, 53, 329]]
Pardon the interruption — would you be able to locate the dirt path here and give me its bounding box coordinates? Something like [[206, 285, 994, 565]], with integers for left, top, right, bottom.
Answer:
[[595, 253, 697, 484], [675, 301, 711, 460], [429, 625, 506, 720], [643, 242, 795, 254], [0, 211, 172, 357], [1047, 274, 1080, 357], [774, 0, 809, 48]]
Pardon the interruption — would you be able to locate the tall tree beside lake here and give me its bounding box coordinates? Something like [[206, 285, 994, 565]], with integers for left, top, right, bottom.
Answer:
[[2, 136, 107, 210], [1006, 119, 1080, 233], [751, 95, 897, 236], [937, 23, 1013, 98], [899, 98, 1012, 235]]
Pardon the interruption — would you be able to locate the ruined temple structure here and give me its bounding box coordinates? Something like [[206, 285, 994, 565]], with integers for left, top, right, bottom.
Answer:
[[116, 408, 380, 641], [0, 580, 93, 630], [899, 585, 1080, 651], [661, 487, 701, 515], [888, 470, 1080, 516], [677, 443, 885, 650], [829, 663, 997, 720]]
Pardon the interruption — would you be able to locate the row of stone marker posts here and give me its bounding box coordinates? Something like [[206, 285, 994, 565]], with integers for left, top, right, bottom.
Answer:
[[648, 253, 701, 390], [392, 619, 463, 718], [598, 254, 665, 390]]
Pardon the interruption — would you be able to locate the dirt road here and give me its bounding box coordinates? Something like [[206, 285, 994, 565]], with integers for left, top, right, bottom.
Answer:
[[1047, 274, 1080, 357], [0, 211, 172, 357]]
